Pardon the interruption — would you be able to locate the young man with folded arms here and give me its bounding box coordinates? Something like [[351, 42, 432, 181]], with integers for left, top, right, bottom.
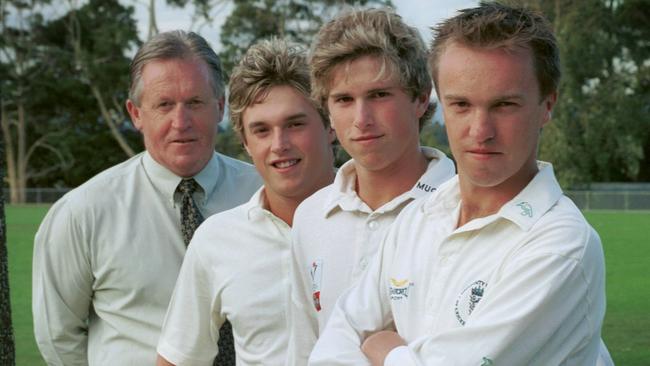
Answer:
[[310, 3, 612, 365], [287, 8, 455, 365]]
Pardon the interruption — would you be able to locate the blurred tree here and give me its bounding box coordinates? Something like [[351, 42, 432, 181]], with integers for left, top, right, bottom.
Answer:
[[511, 0, 650, 186], [1, 0, 74, 203], [218, 0, 392, 76]]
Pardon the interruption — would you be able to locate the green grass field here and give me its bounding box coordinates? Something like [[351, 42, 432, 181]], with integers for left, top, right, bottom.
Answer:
[[4, 205, 649, 365]]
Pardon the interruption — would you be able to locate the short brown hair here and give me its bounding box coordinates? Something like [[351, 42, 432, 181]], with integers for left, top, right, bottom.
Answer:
[[128, 30, 225, 106], [228, 37, 328, 142], [429, 2, 560, 99], [310, 8, 434, 129]]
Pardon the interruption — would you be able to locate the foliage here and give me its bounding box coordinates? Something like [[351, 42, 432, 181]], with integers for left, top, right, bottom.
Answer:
[[511, 0, 650, 186], [1, 0, 144, 193], [218, 0, 392, 76]]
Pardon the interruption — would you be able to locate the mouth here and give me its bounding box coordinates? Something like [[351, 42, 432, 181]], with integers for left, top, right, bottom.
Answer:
[[171, 138, 197, 144], [467, 149, 501, 159], [352, 134, 384, 142], [272, 159, 300, 169]]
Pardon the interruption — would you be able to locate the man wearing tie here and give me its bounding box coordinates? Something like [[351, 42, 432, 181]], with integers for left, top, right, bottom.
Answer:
[[32, 30, 261, 365]]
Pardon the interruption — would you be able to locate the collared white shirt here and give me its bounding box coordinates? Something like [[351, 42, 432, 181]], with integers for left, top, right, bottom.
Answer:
[[310, 162, 608, 366], [157, 187, 293, 366], [32, 151, 262, 366], [287, 147, 455, 365]]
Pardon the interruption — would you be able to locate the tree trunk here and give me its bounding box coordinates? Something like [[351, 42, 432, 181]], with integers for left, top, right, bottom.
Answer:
[[89, 85, 136, 157], [0, 125, 16, 365], [147, 0, 159, 39]]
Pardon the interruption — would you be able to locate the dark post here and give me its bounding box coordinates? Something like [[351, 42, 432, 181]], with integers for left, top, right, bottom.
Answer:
[[0, 133, 16, 365]]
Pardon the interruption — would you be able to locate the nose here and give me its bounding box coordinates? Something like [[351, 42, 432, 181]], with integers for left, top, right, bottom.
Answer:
[[271, 129, 290, 154], [353, 100, 373, 130], [468, 109, 495, 143], [171, 104, 191, 130]]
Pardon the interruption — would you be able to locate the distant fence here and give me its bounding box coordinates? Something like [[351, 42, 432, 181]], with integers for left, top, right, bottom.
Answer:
[[565, 190, 650, 211], [4, 187, 650, 210], [3, 188, 71, 204]]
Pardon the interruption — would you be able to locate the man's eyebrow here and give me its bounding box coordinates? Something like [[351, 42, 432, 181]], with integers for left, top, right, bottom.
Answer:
[[247, 113, 308, 128], [285, 113, 308, 121]]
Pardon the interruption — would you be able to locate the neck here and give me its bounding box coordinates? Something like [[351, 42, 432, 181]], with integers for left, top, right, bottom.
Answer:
[[264, 191, 301, 227], [356, 150, 429, 210]]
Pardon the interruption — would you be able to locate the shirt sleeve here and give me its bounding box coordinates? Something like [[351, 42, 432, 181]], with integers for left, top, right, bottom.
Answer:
[[308, 231, 397, 366], [390, 224, 606, 365], [157, 236, 222, 366], [32, 200, 93, 366], [286, 228, 320, 366]]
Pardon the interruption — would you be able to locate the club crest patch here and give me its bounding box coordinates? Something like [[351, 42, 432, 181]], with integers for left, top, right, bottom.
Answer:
[[455, 280, 487, 325], [389, 277, 413, 301], [310, 259, 323, 312]]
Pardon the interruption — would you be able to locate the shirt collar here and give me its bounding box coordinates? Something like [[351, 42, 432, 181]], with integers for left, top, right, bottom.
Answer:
[[246, 187, 291, 231], [424, 161, 563, 233], [498, 161, 563, 231], [321, 147, 455, 217], [142, 151, 220, 207]]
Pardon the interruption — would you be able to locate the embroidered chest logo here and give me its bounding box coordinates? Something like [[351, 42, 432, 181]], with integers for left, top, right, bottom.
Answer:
[[516, 201, 533, 217], [481, 357, 494, 366], [455, 280, 487, 326], [310, 260, 323, 312], [389, 278, 413, 301]]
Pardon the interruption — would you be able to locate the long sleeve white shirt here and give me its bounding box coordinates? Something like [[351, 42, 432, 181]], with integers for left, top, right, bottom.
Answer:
[[32, 151, 262, 366], [287, 147, 455, 365], [157, 188, 293, 365], [310, 162, 608, 366]]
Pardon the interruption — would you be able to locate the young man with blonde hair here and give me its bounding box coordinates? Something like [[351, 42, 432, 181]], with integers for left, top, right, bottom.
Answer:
[[310, 3, 612, 365], [287, 8, 455, 364], [156, 37, 335, 366]]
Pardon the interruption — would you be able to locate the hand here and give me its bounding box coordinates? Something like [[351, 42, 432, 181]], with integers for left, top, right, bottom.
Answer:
[[361, 330, 406, 366], [156, 354, 175, 366]]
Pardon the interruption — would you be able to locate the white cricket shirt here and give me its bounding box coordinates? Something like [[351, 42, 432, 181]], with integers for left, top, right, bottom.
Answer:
[[287, 147, 455, 365], [310, 162, 608, 366], [158, 187, 292, 366]]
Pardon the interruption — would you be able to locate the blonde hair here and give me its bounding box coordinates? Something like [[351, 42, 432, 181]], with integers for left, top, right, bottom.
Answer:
[[228, 37, 327, 142], [310, 8, 434, 129]]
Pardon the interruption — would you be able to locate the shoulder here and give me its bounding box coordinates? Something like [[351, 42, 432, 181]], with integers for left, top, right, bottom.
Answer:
[[293, 184, 335, 227], [525, 196, 602, 262], [51, 154, 143, 214], [214, 152, 257, 176]]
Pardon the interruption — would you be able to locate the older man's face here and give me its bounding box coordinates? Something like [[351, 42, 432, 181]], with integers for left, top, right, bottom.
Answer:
[[127, 57, 224, 177]]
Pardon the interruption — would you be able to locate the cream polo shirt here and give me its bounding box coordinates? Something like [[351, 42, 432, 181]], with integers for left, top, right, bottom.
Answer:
[[310, 162, 608, 366], [287, 147, 455, 365], [157, 187, 293, 366], [32, 151, 262, 366]]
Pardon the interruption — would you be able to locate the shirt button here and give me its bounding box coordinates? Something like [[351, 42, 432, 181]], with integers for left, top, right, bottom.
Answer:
[[359, 258, 368, 270], [367, 220, 378, 230]]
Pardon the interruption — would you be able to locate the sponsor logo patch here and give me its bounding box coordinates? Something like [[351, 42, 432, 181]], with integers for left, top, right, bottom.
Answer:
[[389, 277, 413, 300], [310, 260, 323, 312], [455, 280, 487, 325]]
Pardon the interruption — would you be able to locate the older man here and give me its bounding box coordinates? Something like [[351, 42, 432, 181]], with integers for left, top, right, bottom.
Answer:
[[32, 30, 261, 365]]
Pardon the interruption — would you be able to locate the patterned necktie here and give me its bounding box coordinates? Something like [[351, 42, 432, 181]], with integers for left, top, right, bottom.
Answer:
[[176, 179, 236, 365], [177, 179, 204, 246]]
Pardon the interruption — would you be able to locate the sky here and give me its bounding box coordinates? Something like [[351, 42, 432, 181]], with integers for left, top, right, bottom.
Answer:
[[130, 0, 479, 52], [125, 0, 479, 123]]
